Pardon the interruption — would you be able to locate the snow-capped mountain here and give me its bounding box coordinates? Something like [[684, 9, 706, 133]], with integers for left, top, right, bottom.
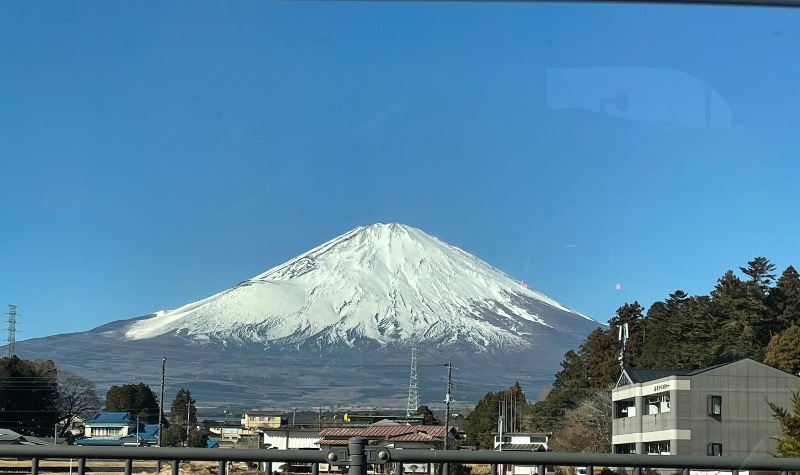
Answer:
[[16, 223, 602, 409], [123, 223, 594, 351]]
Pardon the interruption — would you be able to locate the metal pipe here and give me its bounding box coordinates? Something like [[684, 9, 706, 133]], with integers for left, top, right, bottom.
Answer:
[[171, 459, 179, 475], [124, 459, 132, 475], [0, 445, 799, 472], [31, 457, 39, 475], [348, 437, 367, 475]]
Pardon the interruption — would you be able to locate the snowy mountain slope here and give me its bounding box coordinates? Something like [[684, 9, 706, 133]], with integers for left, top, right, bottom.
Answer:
[[124, 223, 596, 351]]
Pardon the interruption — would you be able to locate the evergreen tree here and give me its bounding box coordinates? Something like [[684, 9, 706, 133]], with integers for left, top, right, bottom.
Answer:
[[415, 405, 438, 425], [740, 257, 777, 294], [764, 326, 800, 375], [637, 293, 689, 369], [770, 266, 800, 330], [105, 383, 161, 423], [768, 391, 800, 457], [711, 270, 767, 361], [463, 391, 503, 449], [170, 388, 197, 426], [0, 357, 59, 436]]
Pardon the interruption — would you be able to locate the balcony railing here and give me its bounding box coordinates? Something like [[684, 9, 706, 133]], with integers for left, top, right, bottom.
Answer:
[[2, 438, 800, 475]]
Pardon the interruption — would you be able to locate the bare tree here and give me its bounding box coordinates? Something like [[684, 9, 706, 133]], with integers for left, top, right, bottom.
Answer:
[[57, 371, 101, 437], [551, 389, 612, 453]]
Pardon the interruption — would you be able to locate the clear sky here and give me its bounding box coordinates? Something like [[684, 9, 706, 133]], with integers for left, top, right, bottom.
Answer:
[[2, 0, 800, 341]]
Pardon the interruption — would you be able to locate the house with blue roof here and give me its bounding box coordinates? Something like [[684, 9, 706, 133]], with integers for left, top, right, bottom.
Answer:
[[75, 412, 160, 447]]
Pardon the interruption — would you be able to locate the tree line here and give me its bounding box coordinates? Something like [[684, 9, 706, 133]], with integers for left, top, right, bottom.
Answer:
[[0, 356, 206, 446], [464, 257, 800, 455]]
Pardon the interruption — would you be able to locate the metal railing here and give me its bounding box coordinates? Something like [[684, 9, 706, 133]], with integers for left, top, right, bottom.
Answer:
[[2, 438, 800, 475]]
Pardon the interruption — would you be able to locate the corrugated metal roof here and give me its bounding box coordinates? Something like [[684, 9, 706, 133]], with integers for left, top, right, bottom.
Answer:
[[75, 437, 125, 446], [87, 412, 136, 424], [319, 425, 447, 438], [0, 430, 23, 442], [317, 439, 350, 446], [245, 410, 283, 416], [503, 444, 546, 452]]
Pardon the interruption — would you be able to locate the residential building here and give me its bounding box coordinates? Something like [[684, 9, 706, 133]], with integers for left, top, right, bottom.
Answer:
[[612, 358, 800, 457], [492, 432, 550, 451], [204, 420, 247, 444], [75, 412, 159, 446], [318, 421, 457, 474], [492, 433, 550, 475], [263, 427, 321, 450], [242, 410, 283, 430], [0, 429, 68, 446]]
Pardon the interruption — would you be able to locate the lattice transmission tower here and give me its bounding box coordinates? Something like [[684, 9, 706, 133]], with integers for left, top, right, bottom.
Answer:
[[406, 338, 420, 416], [6, 305, 18, 357]]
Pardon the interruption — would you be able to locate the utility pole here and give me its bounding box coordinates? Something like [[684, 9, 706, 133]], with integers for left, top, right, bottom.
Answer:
[[186, 397, 191, 446], [442, 362, 453, 475], [158, 358, 165, 447]]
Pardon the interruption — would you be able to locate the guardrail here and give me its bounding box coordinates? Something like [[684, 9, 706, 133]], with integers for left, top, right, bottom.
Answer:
[[2, 438, 800, 475]]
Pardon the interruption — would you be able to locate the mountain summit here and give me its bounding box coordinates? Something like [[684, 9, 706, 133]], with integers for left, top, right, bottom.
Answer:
[[123, 223, 594, 352], [18, 223, 600, 408]]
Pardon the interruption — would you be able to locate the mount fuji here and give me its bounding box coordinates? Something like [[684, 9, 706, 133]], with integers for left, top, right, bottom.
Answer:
[[16, 224, 602, 409]]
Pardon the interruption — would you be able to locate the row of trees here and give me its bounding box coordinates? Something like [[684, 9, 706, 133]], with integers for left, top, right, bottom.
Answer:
[[0, 356, 206, 446], [464, 257, 800, 455], [0, 356, 100, 438]]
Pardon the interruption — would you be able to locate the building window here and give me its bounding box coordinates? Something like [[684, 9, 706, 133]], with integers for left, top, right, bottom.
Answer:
[[707, 395, 722, 416], [644, 440, 671, 455], [644, 393, 671, 415], [615, 399, 636, 418], [530, 435, 547, 443], [91, 427, 122, 437], [614, 443, 636, 454], [707, 443, 722, 456]]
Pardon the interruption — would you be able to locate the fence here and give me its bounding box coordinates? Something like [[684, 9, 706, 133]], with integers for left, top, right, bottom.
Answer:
[[1, 438, 800, 475]]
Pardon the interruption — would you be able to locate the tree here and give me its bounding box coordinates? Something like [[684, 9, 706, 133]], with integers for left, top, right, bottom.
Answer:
[[770, 266, 800, 330], [57, 371, 100, 437], [415, 405, 438, 425], [764, 326, 800, 375], [550, 390, 612, 453], [105, 383, 161, 423], [711, 270, 768, 361], [768, 391, 800, 457], [463, 391, 503, 449], [0, 357, 59, 436], [170, 388, 197, 426], [161, 424, 186, 447], [741, 257, 777, 294]]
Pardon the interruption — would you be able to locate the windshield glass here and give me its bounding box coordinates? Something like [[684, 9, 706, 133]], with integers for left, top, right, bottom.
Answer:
[[2, 0, 800, 448]]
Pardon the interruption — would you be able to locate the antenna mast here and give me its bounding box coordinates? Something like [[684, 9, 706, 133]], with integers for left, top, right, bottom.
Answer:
[[6, 305, 17, 357], [618, 322, 629, 371], [406, 338, 420, 417]]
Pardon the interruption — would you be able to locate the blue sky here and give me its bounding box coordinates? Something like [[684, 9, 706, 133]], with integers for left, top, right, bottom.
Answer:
[[2, 0, 799, 340]]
